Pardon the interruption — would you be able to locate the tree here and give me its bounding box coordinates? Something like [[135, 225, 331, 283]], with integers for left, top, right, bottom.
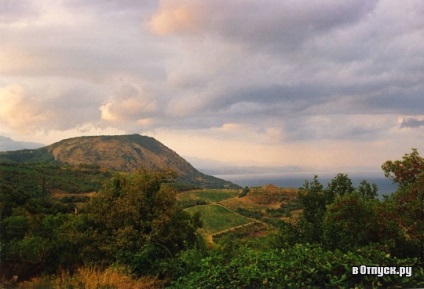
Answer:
[[382, 149, 424, 261], [323, 193, 379, 250], [80, 169, 201, 275], [325, 173, 355, 203], [382, 148, 424, 189], [238, 186, 249, 198], [357, 179, 378, 199], [297, 176, 326, 243]]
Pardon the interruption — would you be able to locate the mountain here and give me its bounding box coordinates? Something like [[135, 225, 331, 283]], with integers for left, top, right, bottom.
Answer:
[[0, 136, 45, 151], [0, 134, 240, 189]]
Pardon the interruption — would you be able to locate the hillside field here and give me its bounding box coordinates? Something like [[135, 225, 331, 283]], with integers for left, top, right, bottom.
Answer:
[[177, 189, 239, 203], [185, 204, 253, 234], [178, 186, 300, 240]]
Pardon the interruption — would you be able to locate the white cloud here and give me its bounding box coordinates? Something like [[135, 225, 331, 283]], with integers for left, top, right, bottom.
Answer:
[[149, 1, 205, 35], [99, 103, 119, 122], [100, 84, 158, 123], [0, 84, 50, 132]]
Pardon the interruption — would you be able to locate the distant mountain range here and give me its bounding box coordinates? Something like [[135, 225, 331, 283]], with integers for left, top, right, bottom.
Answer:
[[0, 136, 45, 151], [0, 134, 239, 189]]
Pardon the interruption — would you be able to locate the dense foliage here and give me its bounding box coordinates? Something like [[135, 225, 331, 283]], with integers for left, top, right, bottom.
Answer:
[[171, 149, 424, 288], [171, 244, 423, 288], [0, 162, 111, 196], [0, 169, 201, 282], [1, 149, 423, 288]]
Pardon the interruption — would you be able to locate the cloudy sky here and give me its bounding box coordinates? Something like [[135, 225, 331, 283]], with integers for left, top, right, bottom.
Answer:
[[1, 0, 423, 173]]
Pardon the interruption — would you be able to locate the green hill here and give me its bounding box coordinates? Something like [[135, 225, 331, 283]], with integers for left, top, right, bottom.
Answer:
[[0, 134, 239, 189]]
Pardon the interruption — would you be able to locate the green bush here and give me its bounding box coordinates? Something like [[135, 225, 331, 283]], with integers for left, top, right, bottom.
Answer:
[[236, 207, 262, 219], [178, 199, 208, 209], [171, 244, 424, 289]]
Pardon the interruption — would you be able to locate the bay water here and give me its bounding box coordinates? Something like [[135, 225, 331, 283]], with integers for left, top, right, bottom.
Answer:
[[215, 171, 398, 196]]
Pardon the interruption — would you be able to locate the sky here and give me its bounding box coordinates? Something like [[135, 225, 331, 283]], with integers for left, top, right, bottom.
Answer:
[[0, 0, 423, 173]]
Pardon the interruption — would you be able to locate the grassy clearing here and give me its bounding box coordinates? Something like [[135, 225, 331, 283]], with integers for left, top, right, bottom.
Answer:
[[221, 185, 299, 211], [177, 189, 239, 203], [13, 266, 164, 289], [212, 222, 270, 243], [220, 197, 277, 211], [185, 204, 251, 234]]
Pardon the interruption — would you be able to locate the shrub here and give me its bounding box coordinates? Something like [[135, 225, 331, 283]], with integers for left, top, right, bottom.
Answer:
[[171, 244, 424, 289], [15, 265, 165, 289]]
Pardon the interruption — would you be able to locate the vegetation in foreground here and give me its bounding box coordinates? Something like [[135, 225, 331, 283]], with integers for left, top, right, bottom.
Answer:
[[9, 266, 164, 289], [0, 149, 423, 288]]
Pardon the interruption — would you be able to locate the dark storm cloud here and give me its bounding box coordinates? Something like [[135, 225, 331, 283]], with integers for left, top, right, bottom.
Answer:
[[363, 89, 424, 114], [207, 0, 379, 52], [400, 117, 424, 129], [147, 0, 424, 133], [205, 84, 333, 121]]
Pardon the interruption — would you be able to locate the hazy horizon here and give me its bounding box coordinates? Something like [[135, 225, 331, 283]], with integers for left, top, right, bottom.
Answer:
[[211, 170, 397, 195]]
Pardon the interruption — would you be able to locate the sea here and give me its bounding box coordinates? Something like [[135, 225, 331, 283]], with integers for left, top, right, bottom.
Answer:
[[214, 171, 398, 197]]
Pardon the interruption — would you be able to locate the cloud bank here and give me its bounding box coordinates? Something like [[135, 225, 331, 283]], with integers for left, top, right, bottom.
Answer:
[[0, 0, 423, 170]]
